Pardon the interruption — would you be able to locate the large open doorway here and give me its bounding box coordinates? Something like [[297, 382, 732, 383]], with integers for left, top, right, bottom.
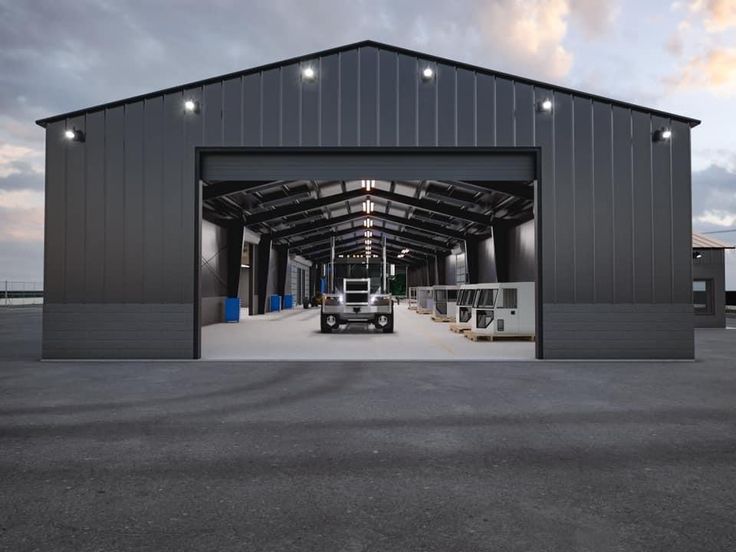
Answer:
[[195, 148, 540, 360]]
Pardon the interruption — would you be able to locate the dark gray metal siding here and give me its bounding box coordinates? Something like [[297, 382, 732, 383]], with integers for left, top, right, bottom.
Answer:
[[693, 249, 727, 328], [43, 44, 694, 359]]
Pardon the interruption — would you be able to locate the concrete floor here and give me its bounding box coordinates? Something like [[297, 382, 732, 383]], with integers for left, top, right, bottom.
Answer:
[[203, 303, 536, 360], [2, 307, 736, 551]]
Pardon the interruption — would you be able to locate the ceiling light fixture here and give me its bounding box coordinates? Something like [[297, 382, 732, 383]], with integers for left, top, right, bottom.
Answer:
[[362, 199, 374, 213], [363, 218, 373, 228], [361, 179, 374, 191]]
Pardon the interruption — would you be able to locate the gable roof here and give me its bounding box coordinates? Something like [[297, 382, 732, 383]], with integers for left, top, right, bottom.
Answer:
[[693, 232, 735, 249], [36, 39, 701, 128]]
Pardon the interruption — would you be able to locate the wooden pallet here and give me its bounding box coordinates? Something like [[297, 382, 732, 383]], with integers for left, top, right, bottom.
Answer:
[[464, 332, 535, 342], [416, 308, 432, 315], [449, 323, 470, 334], [431, 315, 453, 323]]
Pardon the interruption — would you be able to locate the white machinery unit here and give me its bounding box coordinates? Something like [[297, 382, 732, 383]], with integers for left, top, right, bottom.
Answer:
[[407, 287, 417, 310], [415, 286, 433, 314], [470, 282, 535, 338], [454, 284, 488, 329], [431, 285, 459, 321]]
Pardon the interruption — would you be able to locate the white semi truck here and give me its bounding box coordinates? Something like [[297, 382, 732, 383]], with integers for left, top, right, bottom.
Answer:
[[321, 278, 394, 333]]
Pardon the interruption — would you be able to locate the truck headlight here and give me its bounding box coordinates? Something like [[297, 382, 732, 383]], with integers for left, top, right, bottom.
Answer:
[[371, 295, 391, 306]]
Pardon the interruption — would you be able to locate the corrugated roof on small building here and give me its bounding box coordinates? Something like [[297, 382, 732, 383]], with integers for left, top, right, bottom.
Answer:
[[692, 232, 735, 249]]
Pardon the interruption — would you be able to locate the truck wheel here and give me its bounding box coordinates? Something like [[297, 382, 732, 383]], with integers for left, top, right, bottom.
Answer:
[[321, 314, 336, 333], [377, 314, 394, 333]]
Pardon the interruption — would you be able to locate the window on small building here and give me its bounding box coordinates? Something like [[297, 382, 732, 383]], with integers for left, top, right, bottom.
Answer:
[[693, 279, 714, 315]]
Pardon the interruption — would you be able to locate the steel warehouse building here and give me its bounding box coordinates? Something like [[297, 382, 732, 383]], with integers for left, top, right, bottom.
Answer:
[[36, 41, 700, 360]]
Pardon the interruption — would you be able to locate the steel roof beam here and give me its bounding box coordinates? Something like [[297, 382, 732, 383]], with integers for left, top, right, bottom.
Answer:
[[270, 211, 467, 241], [202, 180, 286, 201]]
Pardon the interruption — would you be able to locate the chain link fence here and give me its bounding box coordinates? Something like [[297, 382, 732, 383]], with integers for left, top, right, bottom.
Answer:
[[1, 281, 43, 306]]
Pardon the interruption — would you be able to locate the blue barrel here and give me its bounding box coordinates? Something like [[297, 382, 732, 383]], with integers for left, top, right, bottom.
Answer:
[[269, 295, 281, 312], [283, 294, 293, 309], [224, 297, 240, 322]]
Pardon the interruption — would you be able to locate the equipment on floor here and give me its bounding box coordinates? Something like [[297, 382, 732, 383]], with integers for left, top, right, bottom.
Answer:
[[320, 278, 394, 333], [431, 285, 459, 322], [468, 282, 535, 339], [416, 286, 433, 314], [451, 284, 487, 332], [407, 287, 417, 310]]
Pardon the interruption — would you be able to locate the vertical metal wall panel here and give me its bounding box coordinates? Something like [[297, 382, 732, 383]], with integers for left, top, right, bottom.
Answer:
[[515, 83, 534, 146], [572, 97, 595, 302], [651, 115, 673, 303], [301, 64, 320, 146], [43, 121, 66, 303], [397, 54, 417, 146], [181, 86, 203, 309], [592, 101, 614, 303], [476, 74, 495, 146], [456, 69, 475, 147], [495, 78, 514, 146], [378, 50, 398, 146], [631, 110, 654, 303], [162, 93, 185, 303], [83, 111, 106, 303], [222, 78, 242, 146], [339, 50, 359, 146], [534, 87, 555, 301], [64, 115, 86, 302], [261, 68, 281, 146], [103, 107, 125, 302], [437, 63, 456, 146], [671, 120, 693, 304], [417, 61, 436, 146], [243, 74, 262, 146], [143, 97, 164, 303], [359, 47, 378, 146], [281, 63, 300, 146], [553, 92, 575, 303], [123, 103, 145, 302], [203, 83, 223, 145], [612, 106, 634, 303], [320, 54, 339, 146]]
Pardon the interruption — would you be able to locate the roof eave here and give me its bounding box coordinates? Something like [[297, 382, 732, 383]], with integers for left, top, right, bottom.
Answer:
[[35, 39, 701, 128]]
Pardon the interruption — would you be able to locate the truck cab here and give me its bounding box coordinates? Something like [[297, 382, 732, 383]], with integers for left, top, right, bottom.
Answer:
[[321, 278, 394, 333]]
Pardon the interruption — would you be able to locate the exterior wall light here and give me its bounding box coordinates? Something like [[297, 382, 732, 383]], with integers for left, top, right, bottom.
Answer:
[[302, 66, 316, 81], [184, 100, 200, 113], [422, 66, 434, 80], [64, 128, 85, 142], [693, 250, 703, 259], [653, 128, 672, 142], [537, 98, 553, 112]]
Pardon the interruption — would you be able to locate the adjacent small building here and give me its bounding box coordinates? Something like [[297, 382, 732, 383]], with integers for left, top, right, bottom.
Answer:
[[692, 232, 734, 328]]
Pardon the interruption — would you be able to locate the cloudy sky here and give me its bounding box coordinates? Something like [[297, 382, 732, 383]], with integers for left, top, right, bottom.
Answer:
[[1, 0, 735, 286]]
